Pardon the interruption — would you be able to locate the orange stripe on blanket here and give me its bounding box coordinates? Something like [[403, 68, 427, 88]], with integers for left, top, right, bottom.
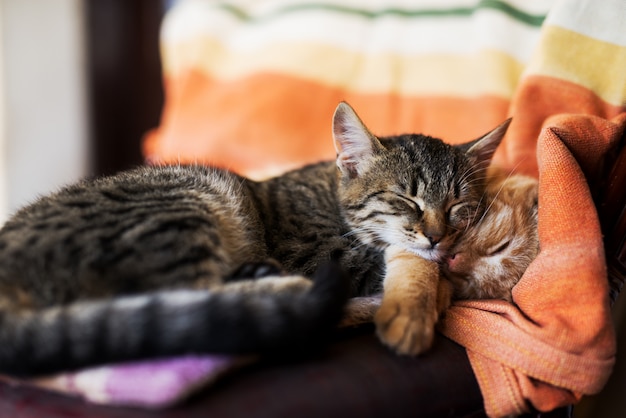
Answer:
[[143, 70, 509, 179]]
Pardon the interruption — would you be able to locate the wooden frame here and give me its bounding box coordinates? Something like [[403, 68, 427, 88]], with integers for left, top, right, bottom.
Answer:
[[86, 0, 166, 176]]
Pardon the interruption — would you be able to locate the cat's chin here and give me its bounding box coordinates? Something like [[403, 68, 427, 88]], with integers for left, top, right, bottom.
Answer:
[[406, 247, 445, 263]]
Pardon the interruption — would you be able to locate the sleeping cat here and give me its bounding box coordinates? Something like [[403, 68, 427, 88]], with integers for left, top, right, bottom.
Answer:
[[440, 171, 539, 301], [342, 171, 539, 326], [0, 102, 507, 375]]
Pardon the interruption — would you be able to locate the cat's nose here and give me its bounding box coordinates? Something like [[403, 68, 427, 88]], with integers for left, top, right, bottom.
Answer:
[[446, 253, 461, 271], [425, 233, 442, 247]]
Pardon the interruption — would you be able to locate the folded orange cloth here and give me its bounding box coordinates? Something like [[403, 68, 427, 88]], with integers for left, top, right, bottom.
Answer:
[[439, 113, 626, 417], [494, 76, 625, 177]]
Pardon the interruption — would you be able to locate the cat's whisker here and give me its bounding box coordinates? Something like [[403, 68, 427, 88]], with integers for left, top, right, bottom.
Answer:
[[341, 227, 371, 240], [473, 178, 505, 227], [457, 171, 478, 188], [468, 189, 490, 228], [462, 172, 491, 187], [235, 176, 247, 193], [465, 175, 490, 186], [342, 225, 391, 247], [448, 224, 465, 235], [341, 230, 358, 238], [467, 160, 529, 228], [477, 190, 501, 227], [458, 165, 490, 185], [489, 165, 524, 203]]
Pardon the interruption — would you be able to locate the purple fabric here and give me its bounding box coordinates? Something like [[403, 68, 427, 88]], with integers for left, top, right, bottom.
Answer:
[[4, 354, 247, 409], [102, 355, 239, 407]]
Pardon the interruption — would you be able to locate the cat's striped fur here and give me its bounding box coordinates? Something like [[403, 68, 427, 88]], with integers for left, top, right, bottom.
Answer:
[[0, 102, 507, 375]]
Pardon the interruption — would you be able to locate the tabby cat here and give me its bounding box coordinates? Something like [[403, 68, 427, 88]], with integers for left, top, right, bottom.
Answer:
[[0, 102, 507, 375], [440, 171, 539, 301]]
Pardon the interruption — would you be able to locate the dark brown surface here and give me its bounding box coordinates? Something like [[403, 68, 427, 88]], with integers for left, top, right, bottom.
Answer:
[[599, 133, 626, 303], [0, 329, 484, 418]]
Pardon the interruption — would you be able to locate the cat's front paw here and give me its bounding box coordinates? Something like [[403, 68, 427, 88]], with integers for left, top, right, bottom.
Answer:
[[374, 297, 438, 356]]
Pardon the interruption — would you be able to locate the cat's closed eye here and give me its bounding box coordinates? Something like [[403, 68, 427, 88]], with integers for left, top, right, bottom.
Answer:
[[447, 202, 467, 218], [396, 194, 424, 215], [486, 240, 510, 256], [446, 202, 476, 229]]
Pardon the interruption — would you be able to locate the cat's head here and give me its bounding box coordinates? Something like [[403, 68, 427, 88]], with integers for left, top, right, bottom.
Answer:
[[440, 173, 539, 301], [332, 101, 510, 262]]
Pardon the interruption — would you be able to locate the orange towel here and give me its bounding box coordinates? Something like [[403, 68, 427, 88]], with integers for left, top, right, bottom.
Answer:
[[439, 112, 626, 417]]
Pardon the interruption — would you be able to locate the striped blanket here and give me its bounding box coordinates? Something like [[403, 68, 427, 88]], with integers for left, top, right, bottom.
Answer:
[[14, 1, 626, 417], [144, 0, 624, 179]]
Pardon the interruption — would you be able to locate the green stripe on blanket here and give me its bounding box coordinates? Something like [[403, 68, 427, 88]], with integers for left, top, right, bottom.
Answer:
[[214, 0, 546, 27]]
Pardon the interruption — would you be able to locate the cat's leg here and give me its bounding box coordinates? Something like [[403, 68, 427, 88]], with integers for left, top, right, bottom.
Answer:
[[221, 258, 348, 297], [374, 246, 441, 355], [219, 274, 312, 294], [437, 278, 453, 316], [226, 258, 284, 281], [339, 295, 382, 327]]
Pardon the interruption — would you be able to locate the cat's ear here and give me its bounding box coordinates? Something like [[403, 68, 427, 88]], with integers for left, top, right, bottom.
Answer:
[[513, 176, 539, 214], [460, 118, 511, 167], [495, 174, 539, 207], [332, 102, 383, 178]]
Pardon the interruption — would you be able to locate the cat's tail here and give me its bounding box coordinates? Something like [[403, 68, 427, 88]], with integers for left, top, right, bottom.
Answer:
[[0, 261, 349, 376]]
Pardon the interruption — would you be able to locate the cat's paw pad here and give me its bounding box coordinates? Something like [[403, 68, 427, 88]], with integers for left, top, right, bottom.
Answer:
[[374, 300, 437, 356], [227, 259, 284, 281]]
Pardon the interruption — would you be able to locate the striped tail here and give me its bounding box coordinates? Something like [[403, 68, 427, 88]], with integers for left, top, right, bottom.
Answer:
[[0, 261, 348, 376]]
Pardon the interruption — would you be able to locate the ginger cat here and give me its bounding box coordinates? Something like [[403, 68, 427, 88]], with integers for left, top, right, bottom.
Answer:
[[441, 171, 539, 302]]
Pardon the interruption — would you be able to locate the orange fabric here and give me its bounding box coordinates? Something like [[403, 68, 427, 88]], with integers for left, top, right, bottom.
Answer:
[[493, 75, 626, 177], [143, 70, 510, 178], [439, 112, 626, 416]]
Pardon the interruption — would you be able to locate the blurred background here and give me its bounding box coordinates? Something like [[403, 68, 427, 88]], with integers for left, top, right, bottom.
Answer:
[[0, 0, 168, 222], [0, 1, 624, 416]]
